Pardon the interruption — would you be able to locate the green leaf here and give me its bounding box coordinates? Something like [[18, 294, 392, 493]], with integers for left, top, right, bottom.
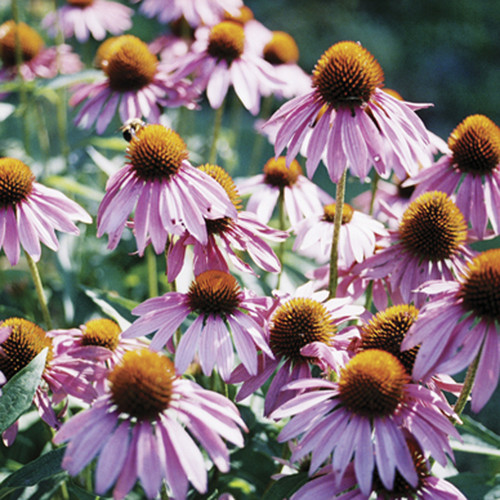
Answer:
[[43, 175, 104, 202], [460, 415, 500, 449], [83, 287, 138, 329], [262, 473, 310, 500], [0, 348, 48, 433], [453, 415, 500, 456], [0, 447, 66, 499]]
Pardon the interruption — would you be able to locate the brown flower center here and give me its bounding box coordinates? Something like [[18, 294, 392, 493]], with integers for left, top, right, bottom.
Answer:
[[109, 349, 175, 421], [207, 21, 245, 65], [373, 438, 428, 496], [458, 249, 500, 322], [312, 41, 384, 110], [263, 31, 299, 66], [127, 125, 188, 182], [101, 35, 158, 92], [338, 350, 409, 418], [322, 202, 354, 224], [81, 318, 121, 351], [0, 157, 35, 208], [223, 6, 255, 24], [94, 36, 119, 69], [263, 156, 302, 187], [269, 298, 335, 361], [198, 164, 240, 235], [187, 270, 241, 316], [0, 21, 44, 67], [399, 191, 467, 262], [449, 114, 500, 176], [0, 318, 52, 381], [360, 304, 420, 375], [67, 0, 94, 7]]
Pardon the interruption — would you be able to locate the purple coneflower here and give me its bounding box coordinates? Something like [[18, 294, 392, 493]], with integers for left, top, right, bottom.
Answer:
[[96, 125, 237, 253], [136, 0, 243, 28], [406, 114, 500, 239], [70, 35, 197, 134], [293, 201, 387, 268], [0, 318, 104, 445], [356, 191, 474, 307], [51, 318, 147, 392], [291, 449, 467, 500], [53, 348, 247, 500], [402, 248, 500, 412], [271, 349, 460, 496], [262, 40, 431, 182], [42, 0, 133, 42], [122, 270, 274, 381], [257, 30, 312, 99], [231, 286, 363, 416], [167, 164, 288, 280], [238, 156, 332, 228], [0, 20, 82, 82], [0, 157, 91, 266], [170, 21, 281, 114]]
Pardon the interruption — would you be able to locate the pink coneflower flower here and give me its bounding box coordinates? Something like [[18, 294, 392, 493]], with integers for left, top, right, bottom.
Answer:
[[357, 303, 462, 399], [356, 191, 474, 307], [0, 20, 82, 82], [352, 178, 415, 230], [271, 349, 460, 496], [96, 125, 237, 253], [291, 452, 467, 500], [0, 157, 91, 266], [53, 348, 247, 500], [167, 164, 288, 280], [230, 286, 363, 416], [136, 0, 243, 28], [0, 318, 104, 445], [42, 0, 133, 42], [308, 262, 390, 312], [51, 318, 147, 392], [402, 248, 500, 412], [257, 30, 312, 99], [122, 270, 274, 381], [405, 114, 500, 239], [170, 21, 281, 114], [262, 41, 431, 183], [70, 35, 197, 134], [293, 201, 387, 268], [238, 156, 332, 227]]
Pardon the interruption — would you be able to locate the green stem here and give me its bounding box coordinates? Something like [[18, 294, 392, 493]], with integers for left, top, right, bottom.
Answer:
[[26, 253, 53, 330], [327, 169, 347, 299], [276, 186, 286, 290], [146, 245, 159, 298], [454, 346, 482, 417], [208, 102, 224, 165], [369, 172, 380, 216], [11, 0, 31, 156], [249, 95, 273, 174]]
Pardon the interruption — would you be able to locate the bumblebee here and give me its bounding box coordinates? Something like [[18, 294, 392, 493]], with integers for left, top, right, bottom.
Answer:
[[120, 118, 145, 142]]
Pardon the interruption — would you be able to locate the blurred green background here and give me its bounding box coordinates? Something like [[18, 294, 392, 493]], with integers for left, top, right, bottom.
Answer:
[[1, 2, 500, 497]]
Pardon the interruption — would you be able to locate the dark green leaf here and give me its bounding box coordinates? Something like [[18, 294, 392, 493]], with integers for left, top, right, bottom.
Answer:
[[262, 473, 309, 500], [0, 348, 47, 433], [460, 415, 500, 449], [83, 287, 139, 328], [0, 447, 66, 499]]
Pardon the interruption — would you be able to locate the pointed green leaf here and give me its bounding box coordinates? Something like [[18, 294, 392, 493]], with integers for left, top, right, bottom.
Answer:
[[0, 447, 66, 499], [262, 473, 310, 500], [83, 287, 138, 329], [0, 348, 48, 433]]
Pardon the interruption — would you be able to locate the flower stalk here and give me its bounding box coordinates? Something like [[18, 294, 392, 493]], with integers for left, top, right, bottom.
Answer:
[[328, 168, 347, 298], [454, 345, 482, 416], [26, 253, 53, 330]]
